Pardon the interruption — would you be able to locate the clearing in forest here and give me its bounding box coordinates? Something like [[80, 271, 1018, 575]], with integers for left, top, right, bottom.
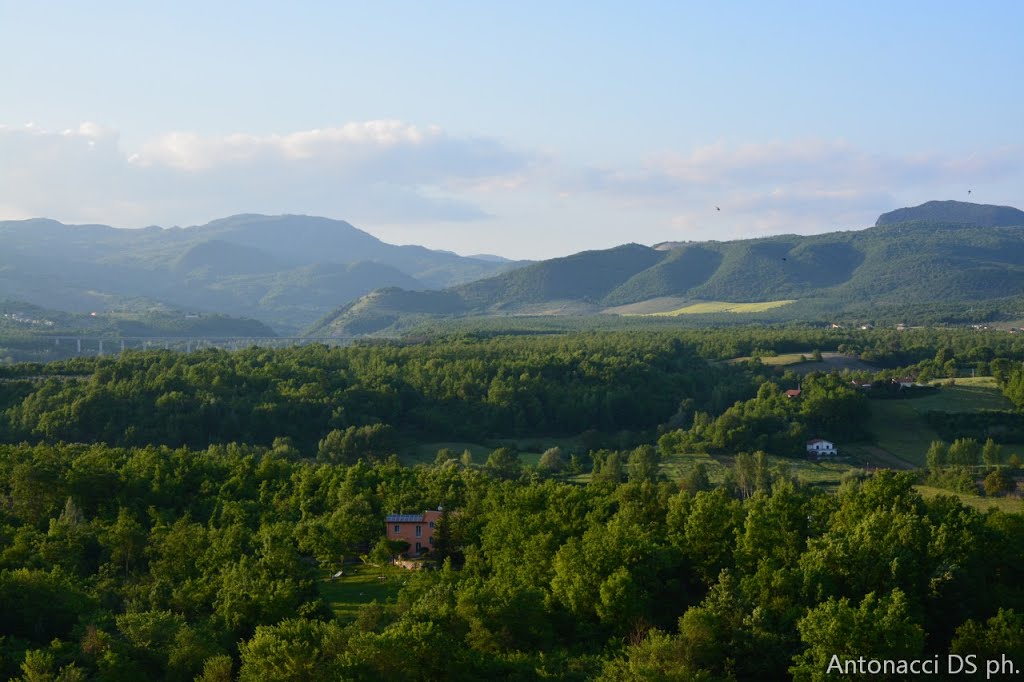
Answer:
[[318, 564, 408, 622]]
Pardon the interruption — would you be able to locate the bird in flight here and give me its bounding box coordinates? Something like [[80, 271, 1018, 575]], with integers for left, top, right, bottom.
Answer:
[[715, 206, 720, 211], [968, 190, 972, 195]]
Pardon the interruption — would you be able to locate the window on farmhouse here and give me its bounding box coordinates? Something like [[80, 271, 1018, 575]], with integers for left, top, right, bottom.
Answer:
[[394, 525, 400, 533], [416, 525, 422, 537]]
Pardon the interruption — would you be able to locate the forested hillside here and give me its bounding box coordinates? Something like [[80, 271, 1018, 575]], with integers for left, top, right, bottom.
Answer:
[[315, 201, 1024, 336]]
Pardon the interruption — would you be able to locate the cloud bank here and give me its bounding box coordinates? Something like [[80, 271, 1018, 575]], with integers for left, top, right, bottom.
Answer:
[[0, 120, 529, 226], [1, 122, 1021, 256]]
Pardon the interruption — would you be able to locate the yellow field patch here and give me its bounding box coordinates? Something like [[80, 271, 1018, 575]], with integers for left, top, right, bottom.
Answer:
[[645, 300, 796, 316]]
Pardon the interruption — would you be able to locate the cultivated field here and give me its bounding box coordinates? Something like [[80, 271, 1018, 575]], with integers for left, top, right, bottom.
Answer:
[[729, 351, 876, 373], [646, 300, 796, 316]]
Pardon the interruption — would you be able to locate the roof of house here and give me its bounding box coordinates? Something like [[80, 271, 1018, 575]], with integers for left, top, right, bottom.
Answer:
[[806, 438, 832, 445], [785, 389, 802, 397], [386, 514, 425, 523]]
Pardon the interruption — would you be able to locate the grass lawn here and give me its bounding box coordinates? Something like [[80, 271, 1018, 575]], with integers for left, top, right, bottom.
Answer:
[[318, 564, 410, 622], [915, 485, 1024, 514]]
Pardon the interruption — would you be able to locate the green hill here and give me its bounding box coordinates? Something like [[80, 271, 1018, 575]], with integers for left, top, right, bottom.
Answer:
[[316, 201, 1024, 335]]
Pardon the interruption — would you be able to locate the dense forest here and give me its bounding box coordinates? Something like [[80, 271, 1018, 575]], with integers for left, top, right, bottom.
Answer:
[[1, 329, 1023, 680]]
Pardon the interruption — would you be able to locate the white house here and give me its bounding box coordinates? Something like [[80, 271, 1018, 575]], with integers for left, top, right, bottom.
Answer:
[[806, 438, 837, 457]]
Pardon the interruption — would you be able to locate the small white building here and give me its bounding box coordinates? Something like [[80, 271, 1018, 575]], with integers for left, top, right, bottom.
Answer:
[[806, 438, 837, 458]]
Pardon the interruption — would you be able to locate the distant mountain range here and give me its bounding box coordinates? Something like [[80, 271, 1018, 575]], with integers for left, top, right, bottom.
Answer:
[[310, 200, 1024, 336], [5, 201, 1024, 338], [0, 214, 525, 333]]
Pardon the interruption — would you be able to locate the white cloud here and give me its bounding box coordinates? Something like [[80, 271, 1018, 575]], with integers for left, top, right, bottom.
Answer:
[[0, 120, 528, 226], [580, 139, 1024, 198], [571, 138, 1024, 243]]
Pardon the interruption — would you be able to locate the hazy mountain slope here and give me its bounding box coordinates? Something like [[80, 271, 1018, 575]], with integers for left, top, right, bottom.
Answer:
[[172, 239, 286, 277], [0, 299, 275, 337], [0, 214, 524, 333], [307, 288, 469, 337], [195, 214, 520, 287]]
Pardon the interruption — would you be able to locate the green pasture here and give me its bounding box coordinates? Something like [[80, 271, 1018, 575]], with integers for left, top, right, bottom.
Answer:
[[863, 378, 1019, 467], [916, 485, 1023, 514], [915, 377, 1013, 411]]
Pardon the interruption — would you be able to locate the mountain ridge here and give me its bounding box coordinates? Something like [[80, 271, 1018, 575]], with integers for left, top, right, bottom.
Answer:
[[311, 200, 1024, 336]]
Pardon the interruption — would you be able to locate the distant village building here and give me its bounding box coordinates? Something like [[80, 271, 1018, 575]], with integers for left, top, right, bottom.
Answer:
[[892, 376, 918, 388], [806, 438, 837, 458], [784, 389, 802, 398], [385, 508, 443, 555]]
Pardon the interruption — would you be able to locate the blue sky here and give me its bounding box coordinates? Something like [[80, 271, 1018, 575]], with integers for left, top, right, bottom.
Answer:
[[2, 1, 1022, 258]]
